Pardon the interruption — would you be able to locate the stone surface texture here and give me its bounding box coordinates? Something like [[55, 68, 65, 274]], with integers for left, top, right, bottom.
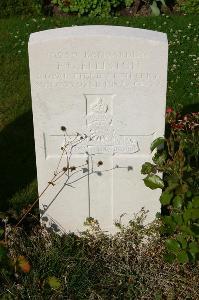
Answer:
[[29, 26, 168, 234]]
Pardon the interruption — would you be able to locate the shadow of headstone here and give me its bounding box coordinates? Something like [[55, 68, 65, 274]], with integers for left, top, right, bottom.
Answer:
[[0, 110, 36, 210]]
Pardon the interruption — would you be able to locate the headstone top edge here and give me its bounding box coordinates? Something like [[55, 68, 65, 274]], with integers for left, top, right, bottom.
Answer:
[[29, 25, 167, 45]]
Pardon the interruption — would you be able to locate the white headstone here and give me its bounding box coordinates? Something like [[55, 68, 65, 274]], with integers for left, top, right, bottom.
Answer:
[[29, 26, 168, 234]]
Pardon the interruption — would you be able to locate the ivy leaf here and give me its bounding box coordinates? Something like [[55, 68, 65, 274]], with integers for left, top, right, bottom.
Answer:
[[143, 175, 164, 190], [192, 196, 199, 208], [191, 223, 199, 236], [189, 242, 199, 254], [172, 213, 183, 226], [165, 239, 181, 252], [176, 235, 187, 250], [141, 162, 156, 175], [150, 137, 165, 152], [176, 250, 189, 264], [173, 195, 183, 209], [160, 191, 173, 205], [47, 276, 61, 289], [191, 209, 199, 220]]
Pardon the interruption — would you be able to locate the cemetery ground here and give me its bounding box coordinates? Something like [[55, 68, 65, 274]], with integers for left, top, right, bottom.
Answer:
[[0, 15, 199, 298]]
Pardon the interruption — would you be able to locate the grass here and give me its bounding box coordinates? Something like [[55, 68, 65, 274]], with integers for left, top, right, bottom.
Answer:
[[0, 15, 199, 211], [1, 212, 199, 299]]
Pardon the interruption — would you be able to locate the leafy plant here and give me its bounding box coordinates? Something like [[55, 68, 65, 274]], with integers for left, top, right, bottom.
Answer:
[[177, 0, 199, 14], [142, 108, 199, 264], [51, 0, 135, 17]]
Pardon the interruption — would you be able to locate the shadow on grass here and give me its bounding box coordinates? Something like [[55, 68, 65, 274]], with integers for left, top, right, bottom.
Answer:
[[181, 103, 199, 115], [0, 110, 36, 211]]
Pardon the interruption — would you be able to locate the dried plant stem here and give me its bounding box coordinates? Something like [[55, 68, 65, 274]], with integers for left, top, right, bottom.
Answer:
[[15, 132, 87, 227], [15, 182, 52, 228]]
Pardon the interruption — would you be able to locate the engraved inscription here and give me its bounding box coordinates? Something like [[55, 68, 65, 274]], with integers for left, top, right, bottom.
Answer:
[[33, 49, 162, 89]]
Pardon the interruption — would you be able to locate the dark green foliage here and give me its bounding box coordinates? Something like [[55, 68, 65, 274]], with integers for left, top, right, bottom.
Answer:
[[142, 109, 199, 264], [177, 0, 199, 14], [0, 0, 42, 17], [51, 0, 129, 17]]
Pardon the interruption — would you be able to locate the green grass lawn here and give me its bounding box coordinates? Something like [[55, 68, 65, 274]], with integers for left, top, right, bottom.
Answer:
[[0, 15, 199, 212]]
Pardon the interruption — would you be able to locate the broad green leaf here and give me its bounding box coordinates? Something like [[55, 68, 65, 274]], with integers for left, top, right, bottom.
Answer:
[[141, 162, 155, 175], [165, 239, 181, 252], [160, 191, 173, 205], [163, 215, 175, 227], [176, 235, 187, 249], [189, 242, 199, 254], [191, 223, 199, 236], [173, 196, 183, 209], [172, 213, 183, 226], [183, 208, 192, 223], [47, 276, 61, 289], [177, 250, 189, 264], [165, 182, 179, 193], [192, 196, 199, 208], [189, 209, 199, 220], [180, 225, 193, 235], [164, 252, 175, 263], [176, 183, 189, 195], [153, 151, 167, 165], [150, 1, 160, 16], [143, 175, 164, 190], [150, 137, 165, 152]]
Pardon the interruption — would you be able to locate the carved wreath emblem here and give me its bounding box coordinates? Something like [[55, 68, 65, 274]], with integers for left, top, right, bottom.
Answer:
[[87, 98, 114, 142]]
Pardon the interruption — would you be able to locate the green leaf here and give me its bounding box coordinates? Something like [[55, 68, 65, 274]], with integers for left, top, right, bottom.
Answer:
[[165, 239, 181, 252], [176, 250, 189, 264], [150, 137, 165, 152], [173, 195, 183, 209], [172, 213, 183, 226], [143, 175, 164, 190], [180, 225, 193, 235], [150, 1, 160, 16], [176, 235, 187, 249], [183, 208, 192, 223], [164, 252, 176, 263], [141, 162, 156, 175], [189, 242, 199, 254], [191, 209, 199, 220], [191, 223, 199, 236], [192, 196, 199, 208], [153, 151, 167, 165], [47, 276, 61, 289], [160, 191, 173, 205]]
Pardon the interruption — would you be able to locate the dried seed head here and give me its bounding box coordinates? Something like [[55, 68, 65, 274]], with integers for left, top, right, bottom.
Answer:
[[70, 166, 76, 171], [61, 126, 66, 131], [97, 160, 103, 167]]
